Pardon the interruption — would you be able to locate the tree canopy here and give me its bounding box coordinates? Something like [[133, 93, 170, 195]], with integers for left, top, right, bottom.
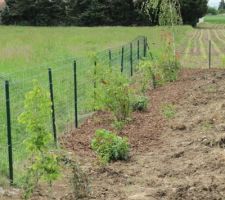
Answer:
[[1, 0, 208, 26]]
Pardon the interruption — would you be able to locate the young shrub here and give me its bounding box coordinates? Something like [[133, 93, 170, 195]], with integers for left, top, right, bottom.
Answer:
[[112, 120, 128, 132], [158, 31, 181, 83], [132, 95, 149, 112], [91, 129, 130, 164], [18, 81, 60, 199], [136, 57, 157, 92], [94, 65, 133, 122], [61, 156, 90, 199]]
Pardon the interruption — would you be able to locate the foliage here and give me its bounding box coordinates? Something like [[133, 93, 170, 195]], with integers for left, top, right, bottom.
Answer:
[[112, 120, 127, 132], [93, 64, 133, 122], [136, 57, 157, 93], [2, 0, 66, 25], [157, 32, 181, 83], [91, 129, 130, 164], [137, 32, 181, 89], [1, 0, 207, 26], [161, 104, 176, 119], [143, 0, 182, 26], [219, 0, 225, 11], [180, 0, 208, 26], [207, 7, 218, 15], [61, 156, 90, 199], [18, 81, 60, 199], [132, 95, 148, 112]]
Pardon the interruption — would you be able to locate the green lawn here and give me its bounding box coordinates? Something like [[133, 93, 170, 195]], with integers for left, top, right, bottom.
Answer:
[[204, 15, 225, 24], [0, 25, 192, 186]]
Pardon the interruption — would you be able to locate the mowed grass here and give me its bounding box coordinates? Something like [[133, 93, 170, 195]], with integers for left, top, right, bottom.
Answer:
[[0, 25, 193, 186], [0, 26, 192, 75], [204, 15, 225, 24]]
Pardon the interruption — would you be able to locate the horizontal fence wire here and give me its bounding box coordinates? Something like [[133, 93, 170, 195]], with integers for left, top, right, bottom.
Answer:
[[1, 31, 225, 184], [0, 35, 146, 184]]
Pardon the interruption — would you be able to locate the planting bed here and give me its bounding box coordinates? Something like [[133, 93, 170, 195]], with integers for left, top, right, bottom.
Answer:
[[3, 68, 225, 199]]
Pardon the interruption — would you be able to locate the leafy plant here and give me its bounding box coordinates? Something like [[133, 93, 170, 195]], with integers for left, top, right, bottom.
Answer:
[[61, 156, 90, 200], [91, 129, 130, 164], [112, 120, 128, 132], [158, 31, 181, 83], [18, 81, 60, 199], [136, 58, 158, 92], [161, 104, 176, 119], [132, 95, 149, 112], [93, 64, 133, 122]]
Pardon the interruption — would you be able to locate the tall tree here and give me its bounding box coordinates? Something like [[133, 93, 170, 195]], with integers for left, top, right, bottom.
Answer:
[[67, 0, 135, 26], [180, 0, 207, 26], [1, 0, 20, 24], [2, 0, 66, 25], [219, 0, 225, 10], [35, 0, 66, 26], [67, 0, 111, 26]]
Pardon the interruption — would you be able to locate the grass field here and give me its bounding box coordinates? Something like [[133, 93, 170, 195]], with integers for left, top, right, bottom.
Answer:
[[0, 25, 192, 186], [204, 15, 225, 24], [0, 26, 192, 74]]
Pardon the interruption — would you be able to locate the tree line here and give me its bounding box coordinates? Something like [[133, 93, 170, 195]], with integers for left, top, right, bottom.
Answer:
[[208, 0, 225, 15], [0, 0, 207, 26]]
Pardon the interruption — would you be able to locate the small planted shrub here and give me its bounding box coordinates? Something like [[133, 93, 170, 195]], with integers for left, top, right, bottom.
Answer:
[[93, 65, 133, 122], [112, 120, 128, 132], [61, 156, 90, 200], [136, 58, 158, 92], [158, 31, 181, 83], [18, 81, 60, 199], [158, 56, 180, 83], [91, 129, 130, 164], [132, 95, 149, 112]]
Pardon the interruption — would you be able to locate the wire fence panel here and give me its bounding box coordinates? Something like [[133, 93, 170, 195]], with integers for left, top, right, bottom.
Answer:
[[0, 36, 146, 184], [2, 33, 225, 184]]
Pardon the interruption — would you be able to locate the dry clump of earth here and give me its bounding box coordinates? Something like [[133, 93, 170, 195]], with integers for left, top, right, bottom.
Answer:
[[3, 68, 225, 200]]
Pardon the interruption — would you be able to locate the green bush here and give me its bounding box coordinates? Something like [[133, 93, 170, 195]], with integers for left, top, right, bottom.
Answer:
[[93, 65, 133, 121], [159, 57, 180, 83], [136, 58, 157, 92], [91, 129, 130, 164], [132, 95, 148, 112], [18, 81, 60, 199]]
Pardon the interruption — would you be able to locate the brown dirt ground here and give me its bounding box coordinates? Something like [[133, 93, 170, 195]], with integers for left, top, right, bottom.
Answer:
[[3, 68, 225, 200]]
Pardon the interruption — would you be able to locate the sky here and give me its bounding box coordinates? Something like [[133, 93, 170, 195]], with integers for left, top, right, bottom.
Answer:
[[208, 0, 220, 8]]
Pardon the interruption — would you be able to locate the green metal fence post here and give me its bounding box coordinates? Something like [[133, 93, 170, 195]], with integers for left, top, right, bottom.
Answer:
[[48, 68, 57, 145], [121, 46, 124, 73], [144, 37, 147, 57], [137, 40, 140, 62], [130, 43, 133, 76], [73, 61, 78, 128], [209, 40, 211, 69], [109, 49, 112, 68], [94, 61, 97, 111], [5, 80, 13, 185]]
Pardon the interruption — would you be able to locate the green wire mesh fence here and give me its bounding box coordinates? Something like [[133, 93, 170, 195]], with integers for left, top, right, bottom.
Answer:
[[0, 35, 147, 185]]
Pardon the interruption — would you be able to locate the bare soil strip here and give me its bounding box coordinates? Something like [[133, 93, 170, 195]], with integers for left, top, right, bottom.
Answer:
[[60, 68, 225, 200], [3, 69, 225, 200]]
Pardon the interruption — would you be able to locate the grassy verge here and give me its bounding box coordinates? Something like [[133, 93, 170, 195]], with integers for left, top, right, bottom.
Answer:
[[204, 15, 225, 24]]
